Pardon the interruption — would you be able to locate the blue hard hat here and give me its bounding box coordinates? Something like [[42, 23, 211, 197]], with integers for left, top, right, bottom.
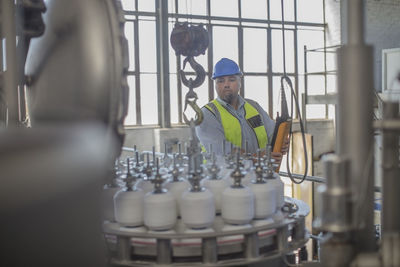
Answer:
[[212, 58, 242, 79]]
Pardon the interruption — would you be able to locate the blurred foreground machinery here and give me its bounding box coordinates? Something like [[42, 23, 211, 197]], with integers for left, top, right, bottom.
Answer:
[[0, 0, 128, 266]]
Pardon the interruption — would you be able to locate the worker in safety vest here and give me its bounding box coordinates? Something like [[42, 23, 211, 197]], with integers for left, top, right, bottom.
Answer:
[[195, 58, 287, 163]]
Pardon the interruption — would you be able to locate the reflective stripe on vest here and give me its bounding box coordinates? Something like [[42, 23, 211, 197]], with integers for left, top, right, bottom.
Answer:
[[205, 99, 268, 149]]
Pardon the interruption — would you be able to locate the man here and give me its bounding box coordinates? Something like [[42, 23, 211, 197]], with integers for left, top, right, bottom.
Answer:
[[195, 58, 287, 163]]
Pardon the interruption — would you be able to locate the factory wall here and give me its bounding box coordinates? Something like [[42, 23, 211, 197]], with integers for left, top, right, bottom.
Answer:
[[123, 126, 191, 154], [366, 0, 400, 92], [325, 0, 342, 47], [341, 0, 400, 92]]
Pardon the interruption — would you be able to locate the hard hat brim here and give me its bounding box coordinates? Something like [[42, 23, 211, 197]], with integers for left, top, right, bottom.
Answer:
[[212, 71, 243, 80]]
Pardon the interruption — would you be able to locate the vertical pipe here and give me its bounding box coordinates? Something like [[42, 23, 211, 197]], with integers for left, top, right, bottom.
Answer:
[[293, 217, 306, 241], [202, 237, 217, 264], [174, 0, 183, 123], [266, 0, 273, 116], [134, 19, 141, 125], [16, 39, 29, 124], [156, 0, 170, 128], [323, 0, 328, 119], [267, 27, 273, 117], [156, 238, 172, 264], [276, 227, 288, 252], [238, 0, 242, 88], [382, 101, 400, 233], [0, 14, 6, 126], [347, 0, 364, 45], [337, 0, 375, 252], [206, 0, 213, 102], [303, 45, 308, 132], [2, 0, 19, 126], [293, 13, 299, 120], [244, 232, 259, 259], [15, 3, 29, 124], [116, 236, 131, 262], [381, 101, 400, 267]]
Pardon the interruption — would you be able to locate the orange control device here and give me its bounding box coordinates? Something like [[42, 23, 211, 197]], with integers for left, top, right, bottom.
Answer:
[[270, 80, 291, 172], [270, 118, 291, 172]]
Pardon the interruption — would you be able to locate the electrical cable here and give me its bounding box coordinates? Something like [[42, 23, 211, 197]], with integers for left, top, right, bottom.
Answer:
[[280, 0, 308, 184]]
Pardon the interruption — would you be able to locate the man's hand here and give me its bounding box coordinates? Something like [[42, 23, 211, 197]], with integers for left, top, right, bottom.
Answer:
[[271, 152, 283, 165], [280, 135, 290, 155]]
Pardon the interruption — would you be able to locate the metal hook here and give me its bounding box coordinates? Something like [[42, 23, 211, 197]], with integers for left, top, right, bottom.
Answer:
[[180, 56, 206, 90], [183, 97, 203, 126]]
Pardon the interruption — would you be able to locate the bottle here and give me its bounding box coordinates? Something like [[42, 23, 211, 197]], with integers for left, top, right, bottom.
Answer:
[[102, 166, 121, 222], [221, 152, 255, 225], [180, 156, 215, 229], [136, 153, 155, 194], [264, 145, 285, 211], [164, 154, 190, 217], [114, 157, 144, 227], [248, 150, 276, 219], [241, 141, 255, 186], [201, 153, 229, 214], [144, 159, 177, 231]]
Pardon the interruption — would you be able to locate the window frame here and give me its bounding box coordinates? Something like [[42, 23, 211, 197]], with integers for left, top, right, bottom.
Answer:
[[122, 0, 326, 127]]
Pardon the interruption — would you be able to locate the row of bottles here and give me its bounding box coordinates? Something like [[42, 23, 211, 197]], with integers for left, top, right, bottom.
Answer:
[[103, 142, 285, 232]]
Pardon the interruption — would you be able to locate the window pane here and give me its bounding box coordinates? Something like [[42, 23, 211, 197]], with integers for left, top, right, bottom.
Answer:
[[328, 104, 335, 120], [298, 74, 329, 120], [125, 21, 135, 71], [139, 20, 157, 73], [272, 29, 295, 73], [272, 76, 293, 118], [327, 74, 336, 94], [138, 0, 155, 12], [211, 0, 238, 18], [140, 74, 158, 125], [270, 0, 294, 21], [298, 29, 324, 74], [170, 74, 179, 124], [125, 75, 136, 125], [244, 76, 269, 113], [326, 51, 336, 74], [306, 105, 325, 119], [307, 75, 324, 95], [243, 28, 267, 72], [169, 22, 177, 73], [121, 0, 135, 11], [168, 0, 175, 13], [297, 0, 323, 23], [178, 0, 207, 15], [241, 0, 267, 20], [213, 26, 238, 64]]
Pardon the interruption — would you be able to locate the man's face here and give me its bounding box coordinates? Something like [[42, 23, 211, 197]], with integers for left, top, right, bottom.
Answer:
[[215, 75, 241, 105]]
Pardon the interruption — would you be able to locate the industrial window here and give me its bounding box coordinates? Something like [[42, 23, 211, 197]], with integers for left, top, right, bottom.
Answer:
[[121, 0, 327, 126]]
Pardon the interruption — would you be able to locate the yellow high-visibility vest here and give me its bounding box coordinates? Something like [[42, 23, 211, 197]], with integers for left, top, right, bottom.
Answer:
[[204, 99, 268, 149]]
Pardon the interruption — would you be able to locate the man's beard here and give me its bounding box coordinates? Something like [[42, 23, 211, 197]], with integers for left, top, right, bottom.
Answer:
[[222, 93, 235, 105]]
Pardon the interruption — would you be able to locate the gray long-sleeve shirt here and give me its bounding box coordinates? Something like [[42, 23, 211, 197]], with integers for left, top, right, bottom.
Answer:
[[195, 95, 275, 155]]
